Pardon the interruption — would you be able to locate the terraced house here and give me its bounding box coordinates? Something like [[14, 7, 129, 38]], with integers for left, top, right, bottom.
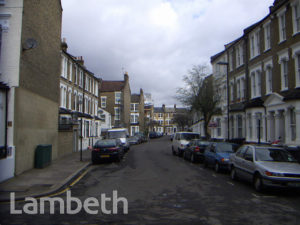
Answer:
[[208, 0, 300, 146], [0, 0, 62, 182], [99, 73, 131, 130], [130, 89, 145, 136], [59, 40, 103, 152]]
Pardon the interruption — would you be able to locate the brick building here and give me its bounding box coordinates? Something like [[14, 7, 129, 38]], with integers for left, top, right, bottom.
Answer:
[[99, 73, 131, 130], [205, 0, 300, 146], [130, 89, 145, 136], [0, 0, 62, 181]]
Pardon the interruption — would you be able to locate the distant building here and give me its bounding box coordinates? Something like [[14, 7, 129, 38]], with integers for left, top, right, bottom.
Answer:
[[130, 89, 145, 136], [99, 73, 131, 130]]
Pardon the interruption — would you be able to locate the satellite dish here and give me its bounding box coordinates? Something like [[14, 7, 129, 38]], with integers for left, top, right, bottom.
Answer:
[[23, 38, 38, 51]]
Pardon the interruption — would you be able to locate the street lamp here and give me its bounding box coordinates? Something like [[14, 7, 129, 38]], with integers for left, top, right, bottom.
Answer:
[[78, 99, 83, 161], [217, 61, 230, 141]]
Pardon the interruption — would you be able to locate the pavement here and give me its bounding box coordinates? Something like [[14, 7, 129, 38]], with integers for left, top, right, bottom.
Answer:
[[0, 149, 92, 202]]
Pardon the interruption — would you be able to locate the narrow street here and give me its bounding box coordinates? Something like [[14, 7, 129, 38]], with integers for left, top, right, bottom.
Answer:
[[1, 136, 300, 224]]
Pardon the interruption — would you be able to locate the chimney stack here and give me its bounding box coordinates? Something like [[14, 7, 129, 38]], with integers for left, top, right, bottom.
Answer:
[[124, 72, 129, 83], [76, 56, 84, 66], [61, 37, 68, 52]]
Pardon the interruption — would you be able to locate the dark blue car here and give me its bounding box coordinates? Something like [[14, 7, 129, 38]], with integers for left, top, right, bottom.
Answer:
[[203, 142, 236, 172]]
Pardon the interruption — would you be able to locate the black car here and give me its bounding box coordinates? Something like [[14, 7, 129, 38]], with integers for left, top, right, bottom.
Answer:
[[183, 139, 210, 163], [149, 131, 158, 139], [91, 139, 124, 163], [284, 145, 300, 163]]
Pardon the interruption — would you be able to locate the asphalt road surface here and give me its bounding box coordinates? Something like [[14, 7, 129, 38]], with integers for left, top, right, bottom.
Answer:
[[1, 136, 300, 224]]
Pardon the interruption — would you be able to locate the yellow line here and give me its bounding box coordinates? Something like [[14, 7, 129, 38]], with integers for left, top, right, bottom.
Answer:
[[0, 167, 90, 204]]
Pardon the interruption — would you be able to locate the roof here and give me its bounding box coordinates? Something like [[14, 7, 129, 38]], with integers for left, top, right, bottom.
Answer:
[[210, 50, 226, 63], [131, 94, 140, 103], [245, 98, 264, 109], [282, 88, 300, 101], [154, 107, 164, 113], [100, 80, 124, 92]]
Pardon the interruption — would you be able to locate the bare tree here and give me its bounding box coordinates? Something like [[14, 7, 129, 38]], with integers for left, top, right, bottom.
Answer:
[[176, 64, 221, 138], [172, 111, 192, 131]]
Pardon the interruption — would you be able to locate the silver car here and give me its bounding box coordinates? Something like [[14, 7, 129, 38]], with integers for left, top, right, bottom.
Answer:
[[230, 145, 300, 191]]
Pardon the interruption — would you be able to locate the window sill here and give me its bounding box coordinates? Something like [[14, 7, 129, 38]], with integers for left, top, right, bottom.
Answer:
[[278, 40, 286, 45], [263, 48, 271, 53], [292, 31, 300, 37]]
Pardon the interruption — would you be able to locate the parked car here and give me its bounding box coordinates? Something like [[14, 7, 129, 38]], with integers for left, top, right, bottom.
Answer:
[[149, 131, 158, 139], [172, 132, 200, 156], [135, 132, 148, 143], [91, 139, 124, 164], [203, 142, 236, 172], [128, 136, 140, 145], [107, 128, 130, 151], [184, 139, 210, 163], [230, 145, 300, 191]]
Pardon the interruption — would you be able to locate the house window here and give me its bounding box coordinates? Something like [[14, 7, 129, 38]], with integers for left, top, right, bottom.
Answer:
[[101, 96, 106, 108], [250, 30, 260, 58], [131, 126, 139, 136], [256, 113, 263, 140], [278, 12, 286, 42], [114, 107, 120, 121], [61, 56, 68, 78], [229, 50, 233, 71], [230, 81, 234, 102], [266, 66, 273, 94], [256, 71, 261, 96], [241, 78, 245, 99], [251, 72, 256, 98], [237, 115, 243, 138], [74, 92, 77, 111], [78, 95, 83, 112], [115, 92, 121, 104], [79, 70, 83, 87], [230, 116, 234, 139], [290, 108, 296, 141], [131, 103, 138, 112], [159, 113, 163, 118], [68, 89, 72, 110], [282, 60, 288, 90], [264, 22, 271, 51], [95, 123, 98, 137], [69, 62, 72, 82], [292, 1, 300, 34], [85, 121, 89, 137], [130, 113, 139, 123], [236, 43, 244, 67], [248, 113, 252, 139], [74, 66, 78, 84]]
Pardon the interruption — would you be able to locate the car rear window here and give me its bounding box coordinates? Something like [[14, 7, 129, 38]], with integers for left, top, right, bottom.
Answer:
[[216, 143, 235, 153], [181, 133, 200, 140], [196, 141, 210, 146], [94, 139, 117, 148]]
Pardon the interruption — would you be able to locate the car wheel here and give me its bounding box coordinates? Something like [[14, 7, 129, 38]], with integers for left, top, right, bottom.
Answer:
[[254, 174, 264, 192], [230, 166, 238, 181], [214, 162, 220, 173]]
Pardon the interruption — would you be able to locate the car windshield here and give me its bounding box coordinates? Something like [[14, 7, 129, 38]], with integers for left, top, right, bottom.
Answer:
[[255, 148, 298, 162], [94, 139, 116, 147], [216, 143, 235, 153], [181, 133, 200, 140], [108, 131, 126, 139]]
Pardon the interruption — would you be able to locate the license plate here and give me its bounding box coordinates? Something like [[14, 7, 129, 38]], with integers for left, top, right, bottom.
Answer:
[[100, 155, 110, 158]]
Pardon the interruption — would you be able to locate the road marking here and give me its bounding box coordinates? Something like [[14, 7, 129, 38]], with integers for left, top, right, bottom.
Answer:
[[227, 181, 234, 186], [212, 174, 217, 178], [252, 193, 260, 198]]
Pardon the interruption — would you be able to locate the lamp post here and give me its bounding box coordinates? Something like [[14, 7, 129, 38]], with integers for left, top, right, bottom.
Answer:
[[78, 99, 83, 161], [217, 61, 230, 141]]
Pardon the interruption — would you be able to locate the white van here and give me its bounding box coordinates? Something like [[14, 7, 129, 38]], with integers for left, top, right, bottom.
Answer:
[[107, 128, 130, 151], [171, 132, 200, 156]]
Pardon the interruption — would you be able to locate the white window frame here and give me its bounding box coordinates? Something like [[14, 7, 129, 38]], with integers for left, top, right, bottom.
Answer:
[[69, 62, 72, 82], [229, 80, 234, 102], [264, 58, 273, 94], [278, 49, 289, 91], [68, 87, 72, 110], [79, 70, 83, 87], [130, 103, 139, 112], [277, 8, 287, 43], [130, 113, 139, 123], [115, 92, 121, 104], [229, 50, 233, 71], [250, 29, 260, 59], [250, 64, 262, 99], [114, 107, 120, 121], [263, 21, 271, 51], [236, 43, 244, 68], [61, 56, 68, 78], [291, 42, 300, 87], [290, 108, 296, 141], [292, 0, 300, 35], [101, 96, 107, 108]]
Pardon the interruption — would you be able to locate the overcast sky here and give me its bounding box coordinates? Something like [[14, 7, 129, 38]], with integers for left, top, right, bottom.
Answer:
[[61, 0, 274, 107]]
